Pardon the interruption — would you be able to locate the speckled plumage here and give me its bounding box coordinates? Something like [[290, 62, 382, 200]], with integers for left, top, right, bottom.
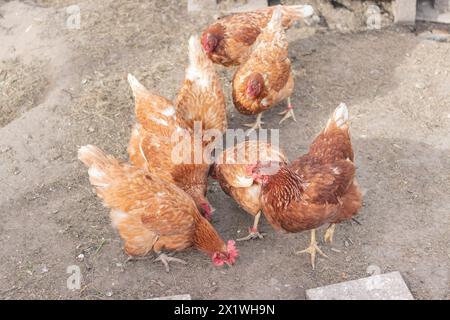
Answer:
[[127, 44, 225, 215], [214, 140, 287, 218], [176, 36, 227, 136], [202, 5, 313, 66], [231, 6, 294, 116], [260, 105, 362, 233], [78, 145, 227, 257]]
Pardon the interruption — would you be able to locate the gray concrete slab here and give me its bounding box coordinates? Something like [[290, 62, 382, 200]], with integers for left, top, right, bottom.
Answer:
[[394, 0, 417, 24], [306, 271, 414, 300]]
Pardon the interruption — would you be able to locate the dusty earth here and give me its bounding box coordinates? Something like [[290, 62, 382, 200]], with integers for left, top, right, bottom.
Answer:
[[0, 0, 449, 300]]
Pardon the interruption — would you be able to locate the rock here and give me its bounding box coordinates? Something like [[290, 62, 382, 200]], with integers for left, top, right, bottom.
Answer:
[[306, 271, 414, 300], [0, 146, 11, 153]]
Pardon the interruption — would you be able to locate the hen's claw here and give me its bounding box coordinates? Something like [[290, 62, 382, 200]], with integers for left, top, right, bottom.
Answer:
[[244, 113, 264, 135], [295, 229, 327, 270], [279, 105, 296, 124], [154, 253, 187, 273], [237, 228, 266, 241]]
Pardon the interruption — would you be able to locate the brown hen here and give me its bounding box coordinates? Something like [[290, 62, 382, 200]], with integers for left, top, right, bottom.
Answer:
[[255, 103, 363, 269], [231, 6, 296, 132], [212, 140, 287, 241], [127, 36, 227, 219], [201, 4, 314, 66], [78, 145, 238, 272]]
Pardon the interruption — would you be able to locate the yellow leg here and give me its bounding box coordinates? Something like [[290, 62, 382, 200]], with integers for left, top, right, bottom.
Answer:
[[244, 113, 264, 135], [324, 223, 336, 244], [237, 211, 266, 241], [279, 97, 297, 124], [154, 253, 187, 273], [295, 229, 328, 270]]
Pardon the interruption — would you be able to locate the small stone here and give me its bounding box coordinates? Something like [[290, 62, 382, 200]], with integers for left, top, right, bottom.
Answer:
[[0, 146, 11, 153], [41, 266, 48, 274], [105, 290, 113, 297], [88, 127, 95, 133], [415, 82, 426, 89], [344, 240, 350, 247], [77, 253, 85, 261]]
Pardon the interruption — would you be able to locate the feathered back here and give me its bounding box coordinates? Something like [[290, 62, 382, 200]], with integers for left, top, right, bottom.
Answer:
[[176, 36, 227, 135], [254, 5, 287, 51], [127, 74, 184, 137]]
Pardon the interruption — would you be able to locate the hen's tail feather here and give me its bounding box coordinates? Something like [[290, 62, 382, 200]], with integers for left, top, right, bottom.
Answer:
[[188, 35, 210, 68], [127, 73, 150, 98], [268, 5, 283, 31], [186, 35, 213, 88], [326, 103, 349, 132], [78, 145, 117, 189], [281, 4, 315, 22]]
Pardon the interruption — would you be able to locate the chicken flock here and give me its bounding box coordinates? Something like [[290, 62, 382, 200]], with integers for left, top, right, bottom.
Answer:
[[78, 4, 363, 272]]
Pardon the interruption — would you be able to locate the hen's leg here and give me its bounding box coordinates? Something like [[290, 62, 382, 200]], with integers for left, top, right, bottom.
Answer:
[[278, 97, 296, 124], [295, 229, 327, 270], [244, 113, 264, 134], [237, 211, 266, 241], [154, 252, 187, 273], [324, 223, 336, 244]]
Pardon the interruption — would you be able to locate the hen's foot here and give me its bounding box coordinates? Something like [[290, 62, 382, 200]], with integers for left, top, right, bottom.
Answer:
[[124, 255, 153, 265], [237, 227, 266, 241], [323, 223, 336, 244], [154, 253, 187, 273], [278, 104, 296, 124], [244, 113, 264, 135], [295, 229, 328, 270]]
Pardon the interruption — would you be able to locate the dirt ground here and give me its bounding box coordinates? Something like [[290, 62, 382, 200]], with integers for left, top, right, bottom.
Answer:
[[0, 0, 449, 300]]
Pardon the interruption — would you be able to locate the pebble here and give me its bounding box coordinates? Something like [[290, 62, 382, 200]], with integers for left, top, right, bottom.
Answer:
[[105, 290, 113, 297], [77, 253, 85, 261], [415, 82, 426, 89], [41, 266, 49, 274], [0, 146, 11, 153]]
